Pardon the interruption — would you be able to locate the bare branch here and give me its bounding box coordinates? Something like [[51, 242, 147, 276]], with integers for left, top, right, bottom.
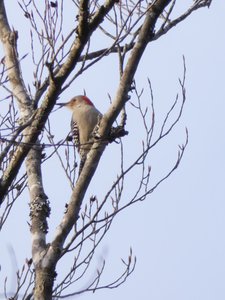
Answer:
[[0, 1, 32, 119], [154, 0, 212, 40]]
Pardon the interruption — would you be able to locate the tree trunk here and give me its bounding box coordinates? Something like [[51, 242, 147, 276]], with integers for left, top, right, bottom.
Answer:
[[34, 267, 56, 300]]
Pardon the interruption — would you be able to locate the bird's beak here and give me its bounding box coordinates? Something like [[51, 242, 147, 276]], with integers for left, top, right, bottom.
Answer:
[[56, 102, 66, 106], [56, 102, 67, 107]]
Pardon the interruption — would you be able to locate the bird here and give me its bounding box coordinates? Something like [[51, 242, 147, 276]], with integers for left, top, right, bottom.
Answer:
[[57, 95, 102, 175]]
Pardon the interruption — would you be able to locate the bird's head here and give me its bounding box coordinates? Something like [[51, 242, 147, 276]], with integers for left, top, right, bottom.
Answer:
[[57, 95, 94, 110]]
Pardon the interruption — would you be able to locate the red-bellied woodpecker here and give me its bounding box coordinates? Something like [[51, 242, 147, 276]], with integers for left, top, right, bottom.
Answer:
[[57, 95, 102, 174]]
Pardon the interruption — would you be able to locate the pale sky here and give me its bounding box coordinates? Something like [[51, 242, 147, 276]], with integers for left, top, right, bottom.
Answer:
[[0, 1, 225, 300]]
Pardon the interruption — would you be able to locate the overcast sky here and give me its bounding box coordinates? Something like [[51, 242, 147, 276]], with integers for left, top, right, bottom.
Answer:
[[0, 1, 225, 300]]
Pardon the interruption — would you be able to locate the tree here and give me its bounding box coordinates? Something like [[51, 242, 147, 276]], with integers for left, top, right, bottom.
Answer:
[[0, 1, 212, 299]]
